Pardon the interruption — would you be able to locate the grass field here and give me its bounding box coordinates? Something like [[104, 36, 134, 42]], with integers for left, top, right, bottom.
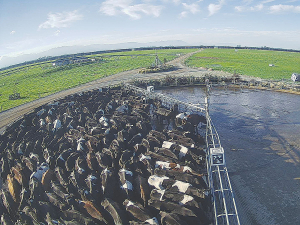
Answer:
[[185, 48, 300, 80], [0, 48, 196, 111]]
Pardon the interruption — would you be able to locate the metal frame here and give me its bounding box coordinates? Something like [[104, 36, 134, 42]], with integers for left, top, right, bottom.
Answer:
[[124, 84, 206, 113], [124, 83, 240, 225], [205, 91, 240, 225]]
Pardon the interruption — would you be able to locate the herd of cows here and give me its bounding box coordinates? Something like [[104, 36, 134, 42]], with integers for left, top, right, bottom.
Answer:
[[0, 86, 211, 225]]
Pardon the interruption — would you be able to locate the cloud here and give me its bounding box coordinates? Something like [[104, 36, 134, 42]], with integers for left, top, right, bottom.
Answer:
[[208, 0, 225, 16], [235, 3, 264, 12], [269, 4, 300, 13], [39, 10, 83, 29], [179, 11, 188, 18], [235, 0, 275, 12], [243, 0, 254, 4], [10, 31, 16, 35], [100, 0, 163, 19], [234, 6, 244, 12], [179, 2, 200, 17], [183, 3, 200, 14], [54, 30, 61, 36], [251, 3, 264, 10], [160, 0, 181, 5], [261, 0, 275, 4]]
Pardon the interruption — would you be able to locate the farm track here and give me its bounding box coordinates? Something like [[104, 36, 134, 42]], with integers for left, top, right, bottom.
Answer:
[[0, 50, 202, 133], [2, 49, 300, 224]]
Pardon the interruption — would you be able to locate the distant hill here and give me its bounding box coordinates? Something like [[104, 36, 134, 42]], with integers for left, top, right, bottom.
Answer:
[[0, 40, 188, 69]]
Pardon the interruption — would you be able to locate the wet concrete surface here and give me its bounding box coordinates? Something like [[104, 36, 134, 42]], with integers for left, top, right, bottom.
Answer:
[[159, 86, 300, 225]]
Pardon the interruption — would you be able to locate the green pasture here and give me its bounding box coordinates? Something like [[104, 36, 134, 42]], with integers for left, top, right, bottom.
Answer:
[[0, 48, 196, 111], [185, 48, 300, 80]]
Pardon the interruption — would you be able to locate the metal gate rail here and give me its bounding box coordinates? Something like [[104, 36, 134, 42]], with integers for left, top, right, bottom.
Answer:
[[124, 84, 205, 113], [124, 83, 240, 225], [205, 103, 240, 225]]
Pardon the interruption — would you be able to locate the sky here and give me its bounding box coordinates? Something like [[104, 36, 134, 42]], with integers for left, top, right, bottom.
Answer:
[[1, 0, 300, 59]]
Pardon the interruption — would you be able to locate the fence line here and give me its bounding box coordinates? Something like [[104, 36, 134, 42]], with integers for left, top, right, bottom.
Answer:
[[124, 83, 240, 225]]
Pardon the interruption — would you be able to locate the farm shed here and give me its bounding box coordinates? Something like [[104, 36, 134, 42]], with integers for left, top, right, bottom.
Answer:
[[291, 73, 300, 82]]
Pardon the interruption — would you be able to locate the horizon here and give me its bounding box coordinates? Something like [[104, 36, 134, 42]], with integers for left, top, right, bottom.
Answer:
[[1, 0, 300, 68], [1, 43, 300, 70]]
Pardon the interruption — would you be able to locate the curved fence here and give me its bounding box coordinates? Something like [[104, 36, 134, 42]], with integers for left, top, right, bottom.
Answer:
[[124, 83, 240, 225]]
